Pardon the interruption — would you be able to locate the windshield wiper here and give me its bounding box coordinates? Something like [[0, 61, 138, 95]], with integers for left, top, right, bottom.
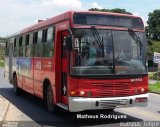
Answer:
[[128, 28, 143, 56], [91, 26, 104, 57]]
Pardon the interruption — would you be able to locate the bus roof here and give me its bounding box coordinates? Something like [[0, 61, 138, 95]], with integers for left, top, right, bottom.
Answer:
[[75, 10, 140, 18], [9, 11, 142, 38]]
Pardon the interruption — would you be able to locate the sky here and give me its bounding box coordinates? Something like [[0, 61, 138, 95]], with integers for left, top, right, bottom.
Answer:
[[0, 0, 159, 37]]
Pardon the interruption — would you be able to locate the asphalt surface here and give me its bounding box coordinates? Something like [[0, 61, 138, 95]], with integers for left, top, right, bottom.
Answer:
[[0, 68, 160, 127]]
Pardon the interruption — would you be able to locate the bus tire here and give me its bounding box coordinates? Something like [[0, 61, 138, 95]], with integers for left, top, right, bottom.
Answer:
[[46, 85, 57, 113], [13, 75, 22, 95]]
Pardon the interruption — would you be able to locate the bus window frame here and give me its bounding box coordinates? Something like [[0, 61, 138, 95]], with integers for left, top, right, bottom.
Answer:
[[42, 26, 55, 57], [34, 30, 43, 57]]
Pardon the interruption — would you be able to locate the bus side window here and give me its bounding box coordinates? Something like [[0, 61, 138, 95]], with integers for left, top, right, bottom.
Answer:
[[22, 36, 26, 57], [43, 26, 55, 57], [13, 38, 17, 57], [38, 30, 43, 57], [19, 36, 23, 57], [38, 30, 43, 43], [29, 33, 34, 57], [5, 40, 9, 57], [33, 32, 38, 44], [16, 37, 19, 57], [25, 34, 30, 57], [34, 30, 43, 57], [34, 31, 43, 57]]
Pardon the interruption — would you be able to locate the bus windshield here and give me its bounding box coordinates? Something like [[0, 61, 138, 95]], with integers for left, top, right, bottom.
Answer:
[[70, 29, 147, 76]]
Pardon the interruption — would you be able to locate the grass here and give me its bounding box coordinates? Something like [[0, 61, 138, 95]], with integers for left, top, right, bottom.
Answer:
[[148, 72, 155, 79], [149, 82, 160, 93], [0, 60, 4, 67], [148, 72, 160, 93], [148, 71, 160, 80]]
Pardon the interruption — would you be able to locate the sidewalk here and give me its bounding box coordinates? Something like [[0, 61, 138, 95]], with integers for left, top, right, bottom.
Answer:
[[0, 95, 9, 124]]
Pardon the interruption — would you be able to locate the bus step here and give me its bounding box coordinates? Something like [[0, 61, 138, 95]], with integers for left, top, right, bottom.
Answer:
[[57, 103, 68, 110]]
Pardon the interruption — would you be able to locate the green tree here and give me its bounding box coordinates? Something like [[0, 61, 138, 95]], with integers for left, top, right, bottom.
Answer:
[[147, 9, 160, 40], [145, 26, 149, 38], [89, 8, 132, 15], [145, 26, 153, 46], [110, 8, 132, 15], [0, 37, 6, 44], [148, 40, 160, 55]]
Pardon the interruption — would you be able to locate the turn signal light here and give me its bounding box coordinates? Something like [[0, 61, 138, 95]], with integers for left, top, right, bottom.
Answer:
[[70, 90, 77, 96], [70, 90, 92, 97]]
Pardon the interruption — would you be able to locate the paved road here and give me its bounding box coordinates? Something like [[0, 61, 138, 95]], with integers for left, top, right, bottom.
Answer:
[[0, 68, 160, 127]]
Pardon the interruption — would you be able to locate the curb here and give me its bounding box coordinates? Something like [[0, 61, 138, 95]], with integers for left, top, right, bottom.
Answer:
[[150, 92, 160, 95], [0, 95, 9, 125]]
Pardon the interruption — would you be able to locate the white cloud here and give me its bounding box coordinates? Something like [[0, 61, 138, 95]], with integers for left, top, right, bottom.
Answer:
[[141, 16, 148, 26], [0, 0, 84, 37], [42, 0, 82, 9], [133, 12, 140, 16], [84, 2, 103, 10], [90, 2, 103, 9], [0, 0, 150, 37]]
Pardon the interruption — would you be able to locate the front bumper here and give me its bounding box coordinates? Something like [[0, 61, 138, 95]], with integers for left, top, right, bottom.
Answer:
[[68, 93, 148, 112]]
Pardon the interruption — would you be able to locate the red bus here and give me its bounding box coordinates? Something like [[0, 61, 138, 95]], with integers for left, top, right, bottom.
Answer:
[[4, 11, 148, 112]]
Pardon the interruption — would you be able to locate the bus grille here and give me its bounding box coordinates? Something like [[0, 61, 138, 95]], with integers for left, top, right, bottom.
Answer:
[[99, 99, 128, 108], [92, 82, 131, 97]]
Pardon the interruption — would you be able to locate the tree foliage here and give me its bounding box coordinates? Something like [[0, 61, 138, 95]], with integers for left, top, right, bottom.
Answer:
[[147, 9, 160, 40], [0, 37, 6, 43], [89, 8, 132, 15], [145, 26, 149, 38], [148, 40, 160, 55]]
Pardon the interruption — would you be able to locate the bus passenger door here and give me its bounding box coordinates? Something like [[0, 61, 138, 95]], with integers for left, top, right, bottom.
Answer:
[[61, 33, 68, 105]]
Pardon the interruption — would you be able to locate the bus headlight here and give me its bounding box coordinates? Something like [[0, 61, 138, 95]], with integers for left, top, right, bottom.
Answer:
[[79, 91, 85, 96], [141, 88, 145, 93]]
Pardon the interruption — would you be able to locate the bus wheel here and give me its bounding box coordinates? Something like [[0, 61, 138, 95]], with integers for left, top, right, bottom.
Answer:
[[13, 75, 21, 95], [46, 85, 56, 113]]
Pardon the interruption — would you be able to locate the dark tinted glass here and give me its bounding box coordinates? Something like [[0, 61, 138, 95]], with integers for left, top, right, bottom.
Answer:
[[73, 13, 144, 29], [35, 43, 43, 57], [5, 41, 9, 56], [43, 27, 55, 57]]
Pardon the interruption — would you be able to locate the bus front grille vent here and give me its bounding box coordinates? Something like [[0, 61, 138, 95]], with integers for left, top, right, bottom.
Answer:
[[91, 82, 131, 97], [99, 99, 128, 108]]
